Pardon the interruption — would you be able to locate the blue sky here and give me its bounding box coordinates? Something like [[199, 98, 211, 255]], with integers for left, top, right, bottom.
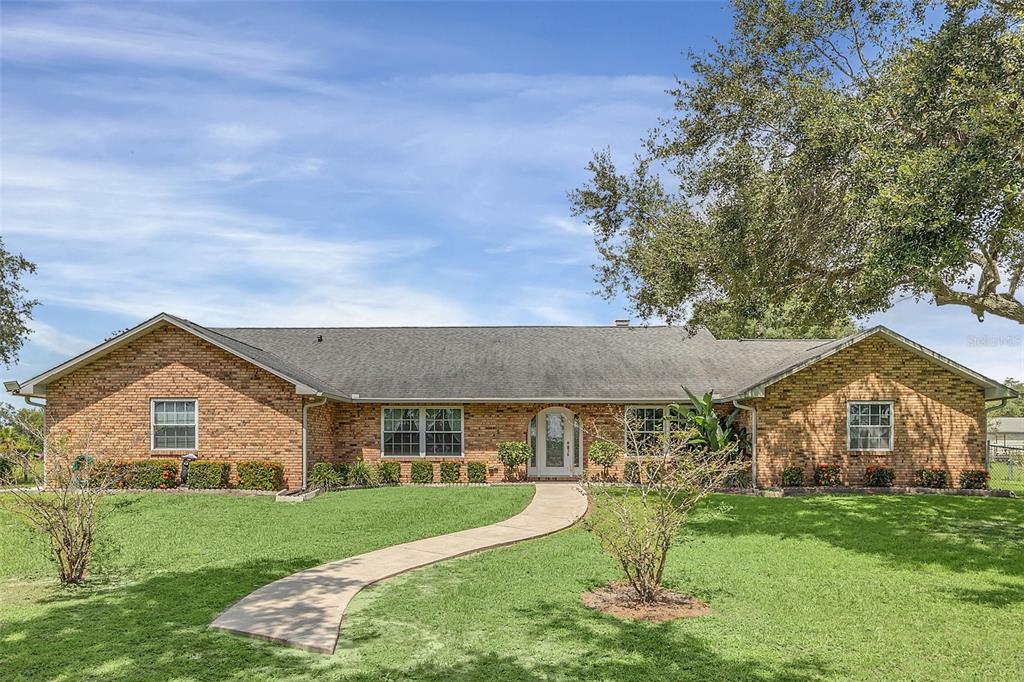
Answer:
[[1, 1, 1020, 404]]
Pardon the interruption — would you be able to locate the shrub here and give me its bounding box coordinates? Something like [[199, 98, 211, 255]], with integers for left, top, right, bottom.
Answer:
[[310, 462, 343, 490], [126, 459, 179, 489], [467, 461, 487, 483], [0, 457, 13, 482], [237, 460, 284, 490], [959, 469, 989, 489], [332, 462, 350, 486], [378, 460, 401, 486], [624, 460, 640, 484], [440, 461, 461, 483], [863, 466, 895, 487], [588, 441, 621, 480], [497, 441, 531, 480], [410, 460, 434, 484], [349, 460, 379, 487], [914, 468, 949, 489], [781, 466, 805, 486], [724, 468, 752, 488], [186, 460, 230, 489], [88, 459, 132, 488], [812, 464, 842, 486]]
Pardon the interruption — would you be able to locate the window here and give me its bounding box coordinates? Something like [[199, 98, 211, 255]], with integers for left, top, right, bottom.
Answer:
[[151, 399, 197, 450], [625, 406, 665, 452], [382, 407, 463, 456], [848, 401, 893, 451]]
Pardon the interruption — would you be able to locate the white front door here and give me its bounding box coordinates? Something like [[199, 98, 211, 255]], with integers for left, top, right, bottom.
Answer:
[[533, 409, 574, 477]]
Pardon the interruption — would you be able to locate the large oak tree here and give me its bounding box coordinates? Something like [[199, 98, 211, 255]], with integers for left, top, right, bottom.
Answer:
[[571, 0, 1023, 334]]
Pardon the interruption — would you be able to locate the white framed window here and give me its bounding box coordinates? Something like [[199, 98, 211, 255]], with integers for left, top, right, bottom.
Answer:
[[382, 406, 463, 456], [151, 399, 197, 450], [625, 406, 665, 452], [847, 401, 893, 451]]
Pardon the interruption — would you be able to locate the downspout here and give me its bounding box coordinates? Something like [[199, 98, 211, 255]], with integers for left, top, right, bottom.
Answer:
[[301, 395, 327, 490], [732, 399, 757, 490]]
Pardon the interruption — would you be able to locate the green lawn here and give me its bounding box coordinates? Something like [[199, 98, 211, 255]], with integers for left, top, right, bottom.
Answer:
[[2, 489, 1022, 681]]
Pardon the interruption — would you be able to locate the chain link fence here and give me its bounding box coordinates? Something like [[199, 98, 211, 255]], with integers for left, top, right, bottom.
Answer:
[[987, 443, 1024, 493]]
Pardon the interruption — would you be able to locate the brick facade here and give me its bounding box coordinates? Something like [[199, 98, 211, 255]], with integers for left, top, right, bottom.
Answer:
[[42, 326, 987, 489], [751, 336, 986, 487], [45, 324, 306, 487]]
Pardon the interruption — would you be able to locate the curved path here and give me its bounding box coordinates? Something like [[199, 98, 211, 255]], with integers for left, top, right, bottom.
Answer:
[[210, 483, 587, 654]]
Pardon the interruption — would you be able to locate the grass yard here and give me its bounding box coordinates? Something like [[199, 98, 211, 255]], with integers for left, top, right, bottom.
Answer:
[[1, 488, 1022, 681]]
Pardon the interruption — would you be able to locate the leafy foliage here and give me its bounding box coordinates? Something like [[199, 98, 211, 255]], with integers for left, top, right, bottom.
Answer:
[[467, 461, 488, 483], [186, 461, 230, 489], [410, 460, 434, 484], [812, 464, 843, 486], [126, 460, 179, 489], [915, 468, 950, 489], [959, 469, 990, 489], [378, 461, 401, 486], [988, 378, 1024, 417], [440, 461, 461, 484], [863, 466, 895, 487], [781, 466, 806, 487], [571, 0, 1024, 328], [0, 238, 38, 367], [236, 461, 284, 491], [497, 441, 531, 481], [349, 460, 379, 487], [587, 441, 621, 480], [310, 462, 344, 490]]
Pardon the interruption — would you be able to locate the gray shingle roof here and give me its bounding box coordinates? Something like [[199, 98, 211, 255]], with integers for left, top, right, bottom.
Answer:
[[209, 324, 834, 402]]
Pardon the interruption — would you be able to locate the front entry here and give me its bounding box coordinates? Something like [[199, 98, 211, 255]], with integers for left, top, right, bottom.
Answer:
[[529, 408, 576, 477]]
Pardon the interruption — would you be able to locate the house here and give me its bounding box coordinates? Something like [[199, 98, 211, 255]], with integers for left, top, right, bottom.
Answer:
[[988, 417, 1024, 448], [6, 313, 1015, 488]]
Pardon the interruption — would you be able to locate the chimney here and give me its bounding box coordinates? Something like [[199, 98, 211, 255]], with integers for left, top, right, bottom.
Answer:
[[613, 319, 630, 327]]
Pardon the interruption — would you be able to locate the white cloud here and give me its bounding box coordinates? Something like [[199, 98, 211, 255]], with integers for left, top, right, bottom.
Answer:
[[207, 123, 281, 148], [28, 320, 91, 356], [542, 216, 592, 236]]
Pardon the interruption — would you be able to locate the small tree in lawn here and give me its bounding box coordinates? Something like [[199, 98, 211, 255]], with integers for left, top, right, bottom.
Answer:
[[588, 440, 621, 481], [497, 441, 531, 481], [0, 411, 126, 585], [580, 402, 745, 605]]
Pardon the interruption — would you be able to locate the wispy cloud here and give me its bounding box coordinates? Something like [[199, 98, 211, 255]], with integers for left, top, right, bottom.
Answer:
[[28, 320, 91, 357]]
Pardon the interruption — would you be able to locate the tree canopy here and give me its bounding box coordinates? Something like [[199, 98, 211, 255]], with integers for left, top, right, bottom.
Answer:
[[571, 0, 1023, 334], [0, 238, 37, 367]]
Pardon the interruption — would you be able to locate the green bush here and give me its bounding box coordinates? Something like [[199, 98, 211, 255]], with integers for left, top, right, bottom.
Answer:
[[914, 468, 949, 489], [725, 468, 752, 488], [588, 441, 621, 479], [497, 441, 531, 480], [959, 469, 989, 489], [0, 457, 13, 482], [812, 464, 842, 486], [88, 459, 132, 488], [410, 460, 434, 484], [310, 462, 343, 490], [331, 462, 350, 486], [349, 460, 379, 487], [781, 466, 805, 486], [127, 459, 179, 489], [378, 460, 401, 486], [237, 460, 284, 490], [863, 466, 895, 487], [467, 461, 488, 483], [624, 460, 640, 484], [186, 460, 230, 489], [440, 461, 461, 483]]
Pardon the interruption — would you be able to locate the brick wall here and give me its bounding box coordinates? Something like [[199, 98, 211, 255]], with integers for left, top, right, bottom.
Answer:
[[45, 324, 305, 487], [752, 335, 985, 487]]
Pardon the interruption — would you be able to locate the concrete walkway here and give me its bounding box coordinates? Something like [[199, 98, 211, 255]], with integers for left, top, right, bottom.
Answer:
[[210, 483, 588, 654]]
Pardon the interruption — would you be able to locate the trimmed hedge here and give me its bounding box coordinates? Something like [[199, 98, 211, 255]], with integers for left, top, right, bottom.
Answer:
[[349, 460, 379, 487], [410, 460, 434, 484], [588, 441, 621, 479], [781, 466, 805, 487], [959, 469, 989, 489], [310, 462, 343, 490], [186, 460, 230, 489], [497, 441, 531, 480], [467, 461, 487, 483], [863, 466, 895, 487], [915, 468, 950, 489], [624, 460, 640, 484], [127, 459, 179, 489], [813, 464, 842, 486], [440, 461, 461, 484], [88, 459, 132, 488], [378, 461, 401, 486], [237, 460, 284, 490]]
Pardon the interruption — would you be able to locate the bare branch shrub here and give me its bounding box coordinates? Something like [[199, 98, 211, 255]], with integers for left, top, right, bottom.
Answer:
[[0, 414, 126, 585], [580, 404, 746, 603]]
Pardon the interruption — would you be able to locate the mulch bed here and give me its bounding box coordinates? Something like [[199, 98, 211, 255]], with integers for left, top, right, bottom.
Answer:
[[581, 583, 710, 622]]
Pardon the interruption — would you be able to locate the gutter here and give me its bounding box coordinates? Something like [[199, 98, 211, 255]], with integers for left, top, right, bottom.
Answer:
[[301, 395, 328, 490], [732, 399, 757, 490]]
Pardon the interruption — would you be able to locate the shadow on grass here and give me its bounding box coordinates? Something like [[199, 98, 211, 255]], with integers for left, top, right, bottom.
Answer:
[[1, 561, 323, 681], [698, 494, 1024, 578]]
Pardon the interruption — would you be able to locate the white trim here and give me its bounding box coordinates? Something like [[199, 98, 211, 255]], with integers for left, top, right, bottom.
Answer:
[[380, 406, 465, 457], [623, 404, 673, 453], [846, 400, 894, 452], [150, 398, 198, 451]]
